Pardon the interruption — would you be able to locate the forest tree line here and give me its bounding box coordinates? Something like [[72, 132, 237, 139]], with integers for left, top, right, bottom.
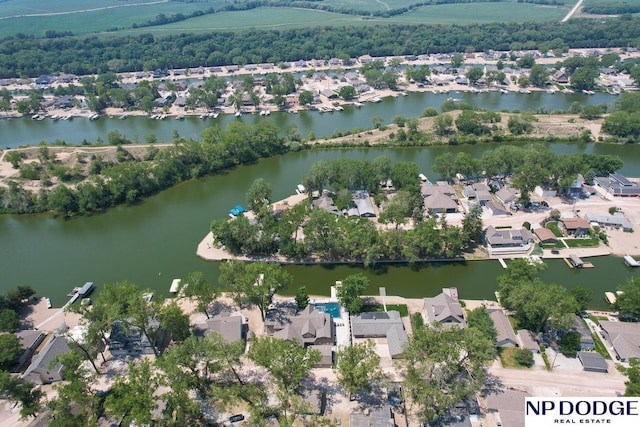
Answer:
[[3, 16, 640, 78]]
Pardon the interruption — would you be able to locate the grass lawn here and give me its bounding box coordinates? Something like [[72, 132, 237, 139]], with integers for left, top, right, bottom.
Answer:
[[545, 221, 564, 238], [592, 333, 612, 360], [361, 303, 409, 317], [563, 237, 600, 247], [499, 347, 530, 369]]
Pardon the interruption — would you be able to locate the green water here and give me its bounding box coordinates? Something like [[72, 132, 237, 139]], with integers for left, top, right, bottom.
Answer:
[[1, 145, 639, 310]]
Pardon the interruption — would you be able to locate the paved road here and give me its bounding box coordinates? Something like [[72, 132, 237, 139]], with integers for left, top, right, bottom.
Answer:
[[489, 366, 626, 396]]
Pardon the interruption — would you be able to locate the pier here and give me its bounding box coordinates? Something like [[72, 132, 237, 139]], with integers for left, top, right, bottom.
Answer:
[[498, 258, 508, 269], [624, 255, 640, 267]]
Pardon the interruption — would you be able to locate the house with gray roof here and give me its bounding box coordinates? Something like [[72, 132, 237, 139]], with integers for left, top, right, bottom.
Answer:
[[572, 315, 594, 351], [108, 319, 162, 357], [313, 194, 340, 215], [463, 183, 491, 205], [484, 225, 534, 257], [22, 334, 70, 384], [486, 389, 529, 427], [423, 293, 466, 328], [578, 351, 608, 372], [486, 200, 508, 216], [194, 312, 246, 344], [353, 191, 376, 217], [265, 305, 334, 347], [15, 330, 46, 371], [351, 311, 408, 358], [424, 191, 459, 214], [309, 344, 333, 367], [489, 309, 518, 347], [598, 320, 640, 362], [517, 329, 539, 353], [495, 187, 518, 205], [594, 173, 640, 197], [350, 405, 394, 427], [584, 212, 633, 231]]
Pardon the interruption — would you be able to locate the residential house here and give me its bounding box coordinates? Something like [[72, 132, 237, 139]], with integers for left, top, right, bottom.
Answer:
[[551, 68, 570, 84], [489, 309, 518, 347], [486, 200, 509, 216], [312, 193, 340, 216], [422, 182, 459, 214], [423, 292, 467, 328], [577, 351, 608, 373], [463, 183, 491, 205], [534, 228, 557, 245], [108, 319, 162, 357], [598, 320, 640, 362], [296, 387, 327, 415], [15, 330, 46, 371], [194, 312, 246, 344], [495, 187, 518, 205], [566, 174, 585, 199], [584, 212, 633, 231], [350, 405, 394, 427], [572, 315, 595, 351], [53, 95, 75, 109], [358, 54, 374, 64], [265, 304, 334, 347], [594, 173, 640, 197], [517, 330, 539, 353], [309, 345, 333, 368], [486, 389, 530, 427], [559, 218, 590, 237], [484, 225, 534, 257], [22, 334, 70, 384], [534, 185, 557, 197], [351, 311, 408, 358], [353, 191, 376, 217]]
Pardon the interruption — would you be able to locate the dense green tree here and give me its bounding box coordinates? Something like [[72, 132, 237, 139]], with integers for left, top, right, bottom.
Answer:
[[298, 90, 314, 106], [338, 85, 356, 100], [401, 324, 494, 423], [390, 161, 420, 193], [104, 359, 159, 426], [465, 67, 484, 85], [466, 306, 497, 343], [529, 64, 550, 87], [0, 370, 42, 419], [337, 273, 369, 313], [246, 177, 272, 213], [295, 286, 310, 309], [570, 67, 599, 90], [5, 151, 26, 169], [559, 331, 581, 357], [514, 348, 534, 367], [620, 358, 640, 396], [432, 152, 455, 181], [336, 341, 386, 398], [570, 286, 593, 312], [616, 277, 640, 321], [450, 53, 465, 69], [0, 333, 21, 370], [433, 113, 454, 136], [0, 309, 20, 332], [182, 271, 218, 319], [517, 54, 536, 69]]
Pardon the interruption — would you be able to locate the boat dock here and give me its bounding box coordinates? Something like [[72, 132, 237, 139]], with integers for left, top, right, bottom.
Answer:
[[169, 279, 182, 294], [605, 292, 618, 305], [498, 258, 508, 269], [624, 255, 640, 267], [67, 281, 94, 297], [565, 254, 594, 269]]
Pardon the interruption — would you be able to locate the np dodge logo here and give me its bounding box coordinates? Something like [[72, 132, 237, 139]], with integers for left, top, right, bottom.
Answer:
[[525, 398, 640, 426]]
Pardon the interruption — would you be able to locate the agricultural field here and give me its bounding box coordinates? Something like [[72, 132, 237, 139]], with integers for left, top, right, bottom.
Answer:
[[394, 3, 569, 24], [0, 0, 576, 37]]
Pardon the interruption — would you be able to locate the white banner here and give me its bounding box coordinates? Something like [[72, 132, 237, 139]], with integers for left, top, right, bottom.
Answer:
[[525, 397, 640, 426]]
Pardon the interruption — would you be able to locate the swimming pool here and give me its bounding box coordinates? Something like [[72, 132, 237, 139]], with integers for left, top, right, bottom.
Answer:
[[313, 302, 341, 318]]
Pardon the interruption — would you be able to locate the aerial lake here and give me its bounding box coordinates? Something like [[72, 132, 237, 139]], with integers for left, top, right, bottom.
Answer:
[[1, 142, 639, 310]]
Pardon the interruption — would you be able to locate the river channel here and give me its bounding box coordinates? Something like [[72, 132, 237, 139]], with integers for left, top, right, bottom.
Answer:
[[0, 91, 617, 148], [0, 93, 636, 310]]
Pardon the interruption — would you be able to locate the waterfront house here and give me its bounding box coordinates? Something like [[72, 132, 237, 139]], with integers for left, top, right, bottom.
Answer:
[[572, 315, 595, 351], [534, 228, 557, 245], [194, 312, 246, 344], [484, 226, 534, 257], [584, 212, 633, 231], [108, 319, 162, 356], [312, 193, 340, 216], [423, 292, 467, 328], [489, 309, 518, 347], [551, 68, 570, 84], [22, 334, 70, 385], [351, 311, 408, 358], [15, 330, 46, 372], [559, 218, 590, 237], [353, 191, 376, 217], [598, 320, 640, 362], [264, 304, 334, 347], [463, 183, 491, 205], [422, 182, 459, 214], [594, 173, 640, 197], [577, 351, 608, 373]]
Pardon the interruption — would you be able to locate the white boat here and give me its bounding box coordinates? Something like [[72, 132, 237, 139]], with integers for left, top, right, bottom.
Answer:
[[50, 115, 60, 121], [89, 114, 100, 120], [150, 114, 159, 120], [46, 297, 52, 309], [400, 92, 408, 96], [200, 113, 208, 119], [235, 111, 242, 117], [31, 114, 42, 120], [119, 114, 128, 120], [353, 102, 364, 107], [371, 97, 382, 103], [500, 89, 509, 94], [546, 88, 556, 94], [159, 114, 167, 120], [259, 110, 268, 116], [562, 89, 574, 94], [334, 105, 344, 111], [296, 184, 306, 194]]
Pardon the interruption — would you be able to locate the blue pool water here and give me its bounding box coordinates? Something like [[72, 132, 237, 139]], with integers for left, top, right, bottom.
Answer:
[[313, 302, 341, 318]]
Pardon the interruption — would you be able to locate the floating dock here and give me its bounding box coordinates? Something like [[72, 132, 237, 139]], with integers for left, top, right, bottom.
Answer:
[[624, 255, 640, 267], [498, 258, 508, 269], [565, 254, 594, 269], [67, 281, 94, 297], [169, 279, 181, 294], [605, 292, 618, 305]]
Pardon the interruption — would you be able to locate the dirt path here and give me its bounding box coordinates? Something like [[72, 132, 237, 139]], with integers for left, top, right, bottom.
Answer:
[[561, 0, 584, 23], [0, 0, 167, 20]]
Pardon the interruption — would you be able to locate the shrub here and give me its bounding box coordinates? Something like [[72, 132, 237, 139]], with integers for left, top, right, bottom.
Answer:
[[514, 348, 534, 367]]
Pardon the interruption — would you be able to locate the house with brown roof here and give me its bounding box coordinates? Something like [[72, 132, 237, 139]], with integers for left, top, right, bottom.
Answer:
[[559, 218, 591, 237], [265, 305, 334, 347], [423, 293, 467, 328], [534, 228, 557, 245]]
